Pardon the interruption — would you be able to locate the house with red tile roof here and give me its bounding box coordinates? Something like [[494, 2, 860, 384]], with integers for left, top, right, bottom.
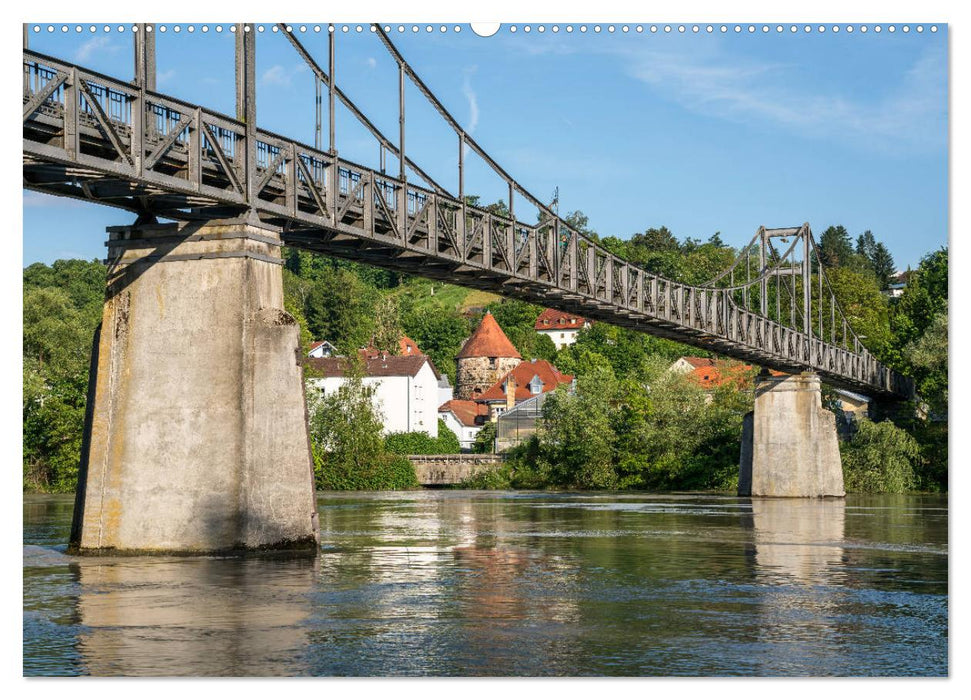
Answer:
[[437, 399, 491, 450], [668, 356, 758, 397], [533, 308, 591, 349], [361, 334, 423, 358], [475, 359, 574, 420]]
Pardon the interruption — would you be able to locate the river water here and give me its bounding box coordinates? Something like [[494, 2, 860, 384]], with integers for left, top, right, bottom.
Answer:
[[23, 491, 947, 677]]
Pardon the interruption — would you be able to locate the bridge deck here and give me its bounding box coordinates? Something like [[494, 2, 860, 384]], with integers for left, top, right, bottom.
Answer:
[[22, 49, 911, 399]]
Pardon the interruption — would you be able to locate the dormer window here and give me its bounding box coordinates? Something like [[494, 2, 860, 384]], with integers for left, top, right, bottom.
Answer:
[[529, 375, 543, 395]]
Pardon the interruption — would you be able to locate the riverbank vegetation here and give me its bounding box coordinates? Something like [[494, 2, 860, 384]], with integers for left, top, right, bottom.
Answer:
[[308, 374, 419, 490], [23, 217, 947, 494]]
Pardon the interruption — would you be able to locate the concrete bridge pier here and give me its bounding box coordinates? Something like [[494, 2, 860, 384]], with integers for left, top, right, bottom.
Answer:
[[69, 217, 319, 554], [739, 372, 844, 498]]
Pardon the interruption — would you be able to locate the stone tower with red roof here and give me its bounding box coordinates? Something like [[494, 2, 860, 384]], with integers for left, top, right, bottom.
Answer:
[[455, 311, 522, 400]]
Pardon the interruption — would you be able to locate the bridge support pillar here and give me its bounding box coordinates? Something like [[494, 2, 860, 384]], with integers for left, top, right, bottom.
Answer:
[[739, 372, 844, 498], [70, 218, 319, 554]]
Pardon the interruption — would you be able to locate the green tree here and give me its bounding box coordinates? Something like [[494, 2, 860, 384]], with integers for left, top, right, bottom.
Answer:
[[870, 243, 896, 289], [842, 418, 920, 493], [385, 420, 462, 455], [401, 307, 471, 384], [889, 248, 948, 354], [471, 421, 497, 454], [372, 295, 403, 352], [903, 306, 947, 416], [308, 374, 418, 490], [827, 266, 892, 356], [305, 267, 379, 352], [23, 259, 106, 492], [535, 366, 620, 489], [817, 225, 854, 268], [562, 210, 597, 240]]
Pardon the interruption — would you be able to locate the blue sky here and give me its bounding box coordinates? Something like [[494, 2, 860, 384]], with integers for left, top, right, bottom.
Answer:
[[23, 23, 948, 269]]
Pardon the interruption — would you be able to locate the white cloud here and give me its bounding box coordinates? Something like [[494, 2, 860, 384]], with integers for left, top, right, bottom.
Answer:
[[260, 64, 292, 87], [619, 42, 946, 154], [157, 69, 176, 85], [74, 36, 118, 63], [462, 68, 480, 135], [498, 35, 945, 155], [259, 63, 310, 88], [366, 57, 377, 69]]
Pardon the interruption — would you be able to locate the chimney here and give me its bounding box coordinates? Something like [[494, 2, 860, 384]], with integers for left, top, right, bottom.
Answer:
[[505, 377, 517, 411]]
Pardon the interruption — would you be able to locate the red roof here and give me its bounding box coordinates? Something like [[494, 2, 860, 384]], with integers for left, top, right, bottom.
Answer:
[[438, 399, 489, 427], [534, 308, 589, 331], [307, 354, 434, 378], [399, 335, 421, 355], [456, 312, 521, 359], [476, 359, 573, 402], [361, 334, 423, 358], [686, 361, 754, 390], [681, 356, 717, 369]]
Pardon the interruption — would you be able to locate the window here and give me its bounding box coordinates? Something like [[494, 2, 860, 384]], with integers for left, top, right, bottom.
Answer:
[[489, 357, 496, 368]]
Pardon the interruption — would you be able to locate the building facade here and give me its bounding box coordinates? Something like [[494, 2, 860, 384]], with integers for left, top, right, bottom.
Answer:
[[534, 308, 590, 350], [307, 353, 443, 437], [438, 399, 489, 450]]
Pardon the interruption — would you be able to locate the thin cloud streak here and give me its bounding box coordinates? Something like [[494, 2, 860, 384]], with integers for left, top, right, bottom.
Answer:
[[462, 68, 480, 135], [619, 43, 946, 154], [500, 35, 946, 155]]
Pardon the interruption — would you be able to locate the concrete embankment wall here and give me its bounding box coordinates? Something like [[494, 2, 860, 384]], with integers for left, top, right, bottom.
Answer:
[[409, 455, 506, 486]]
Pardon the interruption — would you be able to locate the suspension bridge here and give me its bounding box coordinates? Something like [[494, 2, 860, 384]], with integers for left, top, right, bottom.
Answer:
[[21, 24, 914, 554]]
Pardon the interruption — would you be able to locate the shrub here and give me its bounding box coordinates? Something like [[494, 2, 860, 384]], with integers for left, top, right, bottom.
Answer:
[[384, 420, 461, 455], [458, 462, 513, 489], [842, 418, 920, 493], [309, 375, 418, 490], [471, 421, 497, 454]]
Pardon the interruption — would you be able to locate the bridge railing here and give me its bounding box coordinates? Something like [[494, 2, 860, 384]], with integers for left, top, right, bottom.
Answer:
[[22, 48, 912, 399]]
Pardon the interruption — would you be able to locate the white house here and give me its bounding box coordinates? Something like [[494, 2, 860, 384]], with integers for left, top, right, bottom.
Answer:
[[437, 375, 454, 407], [438, 399, 487, 450], [534, 308, 590, 350], [307, 353, 442, 437], [307, 340, 340, 358]]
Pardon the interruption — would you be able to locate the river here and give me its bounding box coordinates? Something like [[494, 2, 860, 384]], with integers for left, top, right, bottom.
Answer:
[[23, 490, 947, 676]]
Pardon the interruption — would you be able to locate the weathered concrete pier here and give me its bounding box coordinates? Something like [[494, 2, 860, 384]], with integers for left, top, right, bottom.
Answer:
[[69, 218, 319, 554], [739, 372, 844, 498]]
